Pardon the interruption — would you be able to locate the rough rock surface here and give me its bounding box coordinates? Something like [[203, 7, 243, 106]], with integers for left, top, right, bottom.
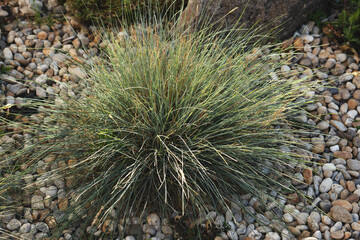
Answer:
[[180, 0, 327, 39]]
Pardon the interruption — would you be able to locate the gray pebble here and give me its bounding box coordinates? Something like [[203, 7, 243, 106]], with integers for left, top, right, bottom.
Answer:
[[36, 86, 47, 98], [336, 53, 347, 62], [31, 195, 44, 210], [227, 230, 238, 240], [320, 178, 333, 193], [19, 223, 31, 233], [330, 120, 347, 131], [3, 48, 13, 60], [348, 160, 360, 171], [236, 224, 247, 235], [35, 222, 49, 233], [6, 95, 15, 105], [6, 219, 21, 230], [44, 186, 57, 197]]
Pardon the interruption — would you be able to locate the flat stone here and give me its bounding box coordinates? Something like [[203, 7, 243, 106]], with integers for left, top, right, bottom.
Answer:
[[347, 160, 360, 170], [332, 200, 352, 212], [327, 136, 341, 146], [68, 66, 86, 79], [346, 193, 359, 203], [340, 73, 354, 83], [302, 35, 314, 43], [334, 151, 352, 160], [330, 230, 344, 240], [312, 144, 325, 153], [52, 53, 67, 63], [330, 120, 347, 131], [330, 206, 353, 223]]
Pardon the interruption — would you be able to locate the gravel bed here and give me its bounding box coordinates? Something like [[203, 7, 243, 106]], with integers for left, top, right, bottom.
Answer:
[[1, 1, 360, 240]]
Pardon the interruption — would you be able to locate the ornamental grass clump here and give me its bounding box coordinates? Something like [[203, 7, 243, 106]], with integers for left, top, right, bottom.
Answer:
[[0, 17, 315, 238]]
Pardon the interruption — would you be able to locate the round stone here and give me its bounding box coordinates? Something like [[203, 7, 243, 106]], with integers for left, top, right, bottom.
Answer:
[[3, 47, 13, 60], [19, 223, 31, 233], [31, 195, 44, 210], [320, 178, 333, 193], [330, 206, 353, 223], [227, 230, 238, 240], [265, 232, 281, 240], [317, 121, 329, 130], [353, 90, 360, 99], [323, 163, 336, 171], [348, 160, 360, 171], [6, 219, 21, 230], [36, 222, 49, 233], [336, 53, 347, 63], [36, 87, 47, 98], [351, 222, 360, 231], [348, 99, 359, 110], [330, 230, 344, 239], [281, 65, 290, 73], [147, 213, 160, 228], [236, 224, 246, 235], [45, 186, 58, 197], [302, 35, 314, 43], [38, 31, 48, 40]]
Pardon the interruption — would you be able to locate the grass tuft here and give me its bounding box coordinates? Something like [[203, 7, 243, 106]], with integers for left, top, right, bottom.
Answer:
[[0, 12, 316, 239]]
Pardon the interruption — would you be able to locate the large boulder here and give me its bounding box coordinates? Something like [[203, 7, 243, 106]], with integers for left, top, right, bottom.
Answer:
[[180, 0, 327, 39]]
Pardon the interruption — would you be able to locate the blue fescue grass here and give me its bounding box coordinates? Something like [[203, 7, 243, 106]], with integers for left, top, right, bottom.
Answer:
[[0, 8, 317, 239]]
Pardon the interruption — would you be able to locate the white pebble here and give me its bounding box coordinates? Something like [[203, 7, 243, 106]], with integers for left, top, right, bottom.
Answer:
[[323, 163, 336, 171], [347, 110, 358, 119], [330, 145, 340, 152]]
